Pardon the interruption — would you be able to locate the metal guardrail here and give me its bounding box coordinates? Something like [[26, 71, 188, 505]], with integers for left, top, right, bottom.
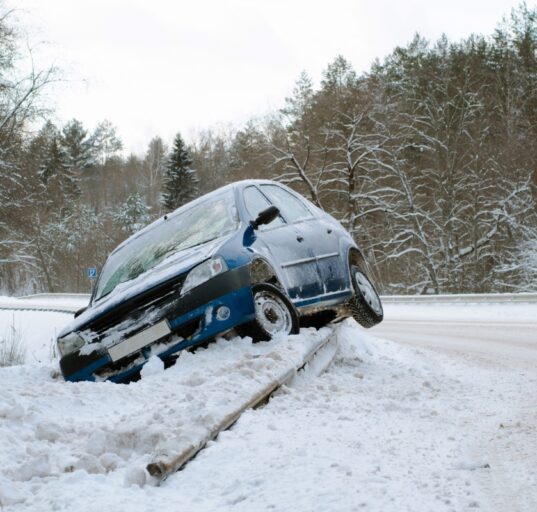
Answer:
[[0, 305, 82, 314], [17, 293, 91, 301], [0, 292, 536, 315], [0, 293, 91, 314], [381, 293, 537, 304], [146, 326, 339, 481]]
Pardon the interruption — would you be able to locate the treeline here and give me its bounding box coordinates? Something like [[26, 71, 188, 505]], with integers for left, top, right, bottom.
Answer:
[[191, 4, 537, 294], [1, 4, 536, 295]]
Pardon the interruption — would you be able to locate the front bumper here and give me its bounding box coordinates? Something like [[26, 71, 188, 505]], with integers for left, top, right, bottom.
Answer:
[[59, 264, 254, 382]]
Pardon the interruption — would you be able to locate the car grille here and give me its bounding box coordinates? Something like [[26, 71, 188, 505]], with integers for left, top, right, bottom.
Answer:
[[91, 313, 203, 381], [84, 273, 187, 339]]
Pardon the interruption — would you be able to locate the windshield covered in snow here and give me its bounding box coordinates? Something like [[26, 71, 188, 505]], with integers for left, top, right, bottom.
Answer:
[[95, 191, 238, 301]]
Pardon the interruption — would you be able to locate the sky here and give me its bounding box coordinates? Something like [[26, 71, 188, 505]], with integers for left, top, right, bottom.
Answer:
[[10, 0, 528, 154]]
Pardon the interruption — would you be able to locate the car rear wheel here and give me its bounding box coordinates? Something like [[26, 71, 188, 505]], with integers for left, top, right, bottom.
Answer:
[[238, 283, 299, 341], [348, 265, 383, 328]]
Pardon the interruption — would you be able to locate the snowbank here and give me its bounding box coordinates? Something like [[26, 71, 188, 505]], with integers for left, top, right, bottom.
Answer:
[[1, 310, 535, 511], [0, 327, 333, 509]]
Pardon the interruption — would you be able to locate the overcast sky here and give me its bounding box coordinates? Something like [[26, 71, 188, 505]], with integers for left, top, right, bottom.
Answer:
[[11, 0, 527, 154]]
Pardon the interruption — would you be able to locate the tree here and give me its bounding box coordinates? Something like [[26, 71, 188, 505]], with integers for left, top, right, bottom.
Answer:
[[0, 8, 58, 154], [0, 6, 59, 293], [364, 22, 537, 293], [39, 135, 81, 214], [3, 2, 537, 296], [161, 133, 199, 211], [92, 120, 123, 165], [143, 136, 167, 209], [189, 128, 235, 193], [112, 193, 151, 234], [60, 119, 96, 171], [281, 70, 314, 132]]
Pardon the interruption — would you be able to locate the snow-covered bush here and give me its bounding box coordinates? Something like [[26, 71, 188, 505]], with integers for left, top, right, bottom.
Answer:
[[112, 193, 151, 234]]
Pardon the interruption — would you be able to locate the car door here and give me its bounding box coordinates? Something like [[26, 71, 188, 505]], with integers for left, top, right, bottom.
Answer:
[[310, 215, 349, 294], [242, 185, 322, 300], [259, 184, 347, 296]]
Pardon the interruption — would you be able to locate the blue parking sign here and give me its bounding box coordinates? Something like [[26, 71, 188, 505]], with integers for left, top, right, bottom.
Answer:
[[87, 267, 97, 279]]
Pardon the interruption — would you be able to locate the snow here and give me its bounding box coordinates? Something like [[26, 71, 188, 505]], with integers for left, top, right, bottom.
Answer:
[[0, 309, 73, 364], [1, 301, 536, 511], [139, 355, 164, 378], [0, 325, 333, 510]]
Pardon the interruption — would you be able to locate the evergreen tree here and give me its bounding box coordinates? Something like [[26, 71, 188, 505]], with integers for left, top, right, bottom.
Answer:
[[112, 193, 151, 234], [60, 119, 96, 171], [38, 136, 81, 216], [281, 71, 314, 130], [161, 133, 199, 211]]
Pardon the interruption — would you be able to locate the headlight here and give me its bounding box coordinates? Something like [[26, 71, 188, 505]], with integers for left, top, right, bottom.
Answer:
[[57, 332, 85, 357], [182, 256, 228, 295]]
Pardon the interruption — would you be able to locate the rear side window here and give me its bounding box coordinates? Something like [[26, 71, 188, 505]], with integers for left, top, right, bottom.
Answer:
[[260, 185, 313, 223], [243, 186, 284, 229]]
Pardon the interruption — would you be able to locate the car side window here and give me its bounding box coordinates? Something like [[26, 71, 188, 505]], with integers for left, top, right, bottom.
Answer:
[[243, 186, 284, 229], [260, 185, 313, 223]]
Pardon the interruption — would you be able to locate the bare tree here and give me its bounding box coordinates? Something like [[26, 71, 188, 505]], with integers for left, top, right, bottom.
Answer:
[[143, 136, 167, 209]]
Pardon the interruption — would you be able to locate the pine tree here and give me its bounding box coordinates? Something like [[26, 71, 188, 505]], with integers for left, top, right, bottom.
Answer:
[[161, 133, 199, 212], [38, 136, 81, 216], [112, 193, 151, 234], [60, 119, 96, 171], [281, 71, 314, 128]]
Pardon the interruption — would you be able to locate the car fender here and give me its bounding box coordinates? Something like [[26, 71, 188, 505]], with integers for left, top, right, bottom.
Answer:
[[345, 245, 373, 285], [218, 223, 290, 294]]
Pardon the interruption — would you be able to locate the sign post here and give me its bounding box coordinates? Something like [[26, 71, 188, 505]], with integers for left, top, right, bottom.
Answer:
[[87, 267, 97, 293]]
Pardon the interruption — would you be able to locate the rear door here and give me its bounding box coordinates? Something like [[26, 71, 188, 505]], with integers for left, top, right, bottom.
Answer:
[[242, 185, 322, 300]]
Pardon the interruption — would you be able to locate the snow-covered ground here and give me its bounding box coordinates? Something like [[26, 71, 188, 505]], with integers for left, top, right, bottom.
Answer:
[[0, 309, 71, 364], [0, 299, 536, 511]]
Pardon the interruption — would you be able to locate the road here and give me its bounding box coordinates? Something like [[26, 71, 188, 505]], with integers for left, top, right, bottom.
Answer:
[[375, 300, 537, 512], [376, 319, 537, 370]]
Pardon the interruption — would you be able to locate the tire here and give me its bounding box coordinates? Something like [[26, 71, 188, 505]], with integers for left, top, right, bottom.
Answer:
[[348, 265, 383, 328], [237, 283, 299, 341]]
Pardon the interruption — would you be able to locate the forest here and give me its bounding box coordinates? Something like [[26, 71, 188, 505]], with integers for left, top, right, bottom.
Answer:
[[1, 4, 536, 295]]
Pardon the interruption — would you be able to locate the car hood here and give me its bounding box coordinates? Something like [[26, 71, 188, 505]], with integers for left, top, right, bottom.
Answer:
[[59, 236, 228, 337]]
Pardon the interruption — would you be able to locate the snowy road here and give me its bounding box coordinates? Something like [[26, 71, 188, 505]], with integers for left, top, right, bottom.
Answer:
[[375, 301, 537, 511], [0, 298, 536, 511], [377, 319, 537, 369]]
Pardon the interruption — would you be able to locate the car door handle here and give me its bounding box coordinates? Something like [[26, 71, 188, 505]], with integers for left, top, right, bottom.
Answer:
[[296, 235, 304, 242]]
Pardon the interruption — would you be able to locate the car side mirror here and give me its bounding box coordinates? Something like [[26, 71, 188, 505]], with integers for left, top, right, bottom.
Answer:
[[250, 206, 280, 230]]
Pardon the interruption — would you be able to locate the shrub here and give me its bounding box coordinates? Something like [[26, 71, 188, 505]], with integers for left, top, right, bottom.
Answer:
[[0, 324, 26, 367]]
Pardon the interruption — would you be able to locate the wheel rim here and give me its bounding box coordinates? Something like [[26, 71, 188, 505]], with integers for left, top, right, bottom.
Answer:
[[355, 271, 382, 315], [254, 290, 293, 336]]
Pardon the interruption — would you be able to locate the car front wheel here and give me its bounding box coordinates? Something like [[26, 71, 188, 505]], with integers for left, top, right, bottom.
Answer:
[[238, 283, 299, 341], [348, 265, 383, 328]]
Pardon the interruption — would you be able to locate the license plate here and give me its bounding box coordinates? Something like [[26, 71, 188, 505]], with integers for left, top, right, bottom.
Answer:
[[108, 320, 171, 362]]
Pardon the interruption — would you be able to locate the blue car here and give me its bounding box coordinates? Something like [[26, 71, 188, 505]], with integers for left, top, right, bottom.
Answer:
[[56, 180, 383, 382]]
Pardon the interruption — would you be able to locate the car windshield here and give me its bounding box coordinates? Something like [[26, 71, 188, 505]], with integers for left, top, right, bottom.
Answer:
[[95, 191, 238, 301]]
